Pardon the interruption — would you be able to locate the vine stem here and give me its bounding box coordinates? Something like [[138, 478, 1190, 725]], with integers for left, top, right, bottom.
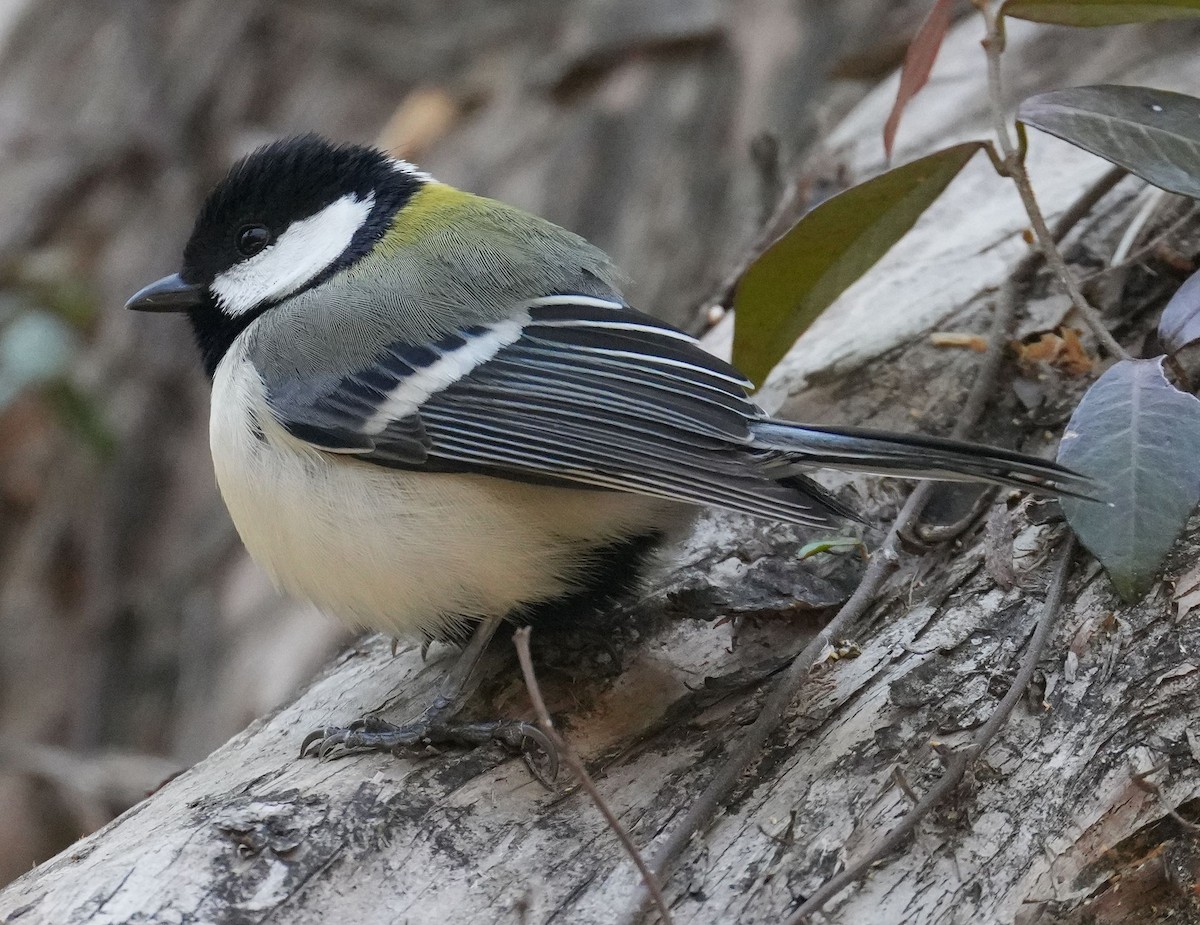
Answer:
[[784, 536, 1076, 923], [633, 251, 998, 923], [976, 0, 1131, 361], [628, 160, 1125, 923]]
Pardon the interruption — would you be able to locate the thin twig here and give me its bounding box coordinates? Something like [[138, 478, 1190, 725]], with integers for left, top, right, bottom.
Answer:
[[641, 296, 990, 913], [1110, 186, 1166, 267], [513, 628, 675, 925], [767, 68, 1127, 921], [784, 536, 1075, 923], [976, 1, 1131, 361], [646, 500, 908, 878], [631, 158, 1125, 922], [1050, 166, 1129, 243], [1130, 760, 1200, 835], [1081, 199, 1199, 285], [956, 164, 1125, 428]]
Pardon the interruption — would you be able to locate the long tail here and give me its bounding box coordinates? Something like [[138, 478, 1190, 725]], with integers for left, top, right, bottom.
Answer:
[[750, 420, 1097, 500]]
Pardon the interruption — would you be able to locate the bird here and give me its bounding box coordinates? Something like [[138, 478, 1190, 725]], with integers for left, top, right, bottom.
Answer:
[[126, 134, 1090, 767]]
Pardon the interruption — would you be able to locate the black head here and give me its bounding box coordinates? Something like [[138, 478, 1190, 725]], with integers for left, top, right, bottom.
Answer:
[[126, 134, 425, 376]]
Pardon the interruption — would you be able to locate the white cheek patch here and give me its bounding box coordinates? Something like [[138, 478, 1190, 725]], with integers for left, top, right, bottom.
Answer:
[[360, 317, 528, 434], [211, 193, 375, 317]]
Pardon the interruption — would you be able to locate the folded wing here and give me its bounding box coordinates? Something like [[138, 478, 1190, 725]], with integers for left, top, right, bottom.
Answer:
[[266, 295, 848, 526]]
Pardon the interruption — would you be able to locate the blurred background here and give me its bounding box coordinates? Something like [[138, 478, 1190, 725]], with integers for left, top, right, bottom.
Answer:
[[5, 0, 1200, 896], [0, 0, 943, 882]]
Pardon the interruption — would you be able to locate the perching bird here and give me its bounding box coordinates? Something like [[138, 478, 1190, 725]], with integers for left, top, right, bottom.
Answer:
[[127, 135, 1089, 763]]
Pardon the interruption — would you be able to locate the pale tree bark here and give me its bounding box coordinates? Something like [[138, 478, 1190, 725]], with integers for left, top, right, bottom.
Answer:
[[0, 6, 1198, 925], [0, 0, 912, 881]]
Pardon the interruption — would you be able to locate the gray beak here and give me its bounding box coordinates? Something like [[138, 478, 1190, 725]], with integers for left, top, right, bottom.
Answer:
[[125, 274, 204, 312]]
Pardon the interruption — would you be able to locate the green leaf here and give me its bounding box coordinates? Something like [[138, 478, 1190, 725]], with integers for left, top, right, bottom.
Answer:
[[732, 142, 984, 386], [1018, 85, 1200, 199], [1002, 0, 1200, 25], [1058, 357, 1200, 601], [798, 536, 867, 560]]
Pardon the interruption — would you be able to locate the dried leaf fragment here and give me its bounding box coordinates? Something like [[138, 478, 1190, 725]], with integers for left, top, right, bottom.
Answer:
[[930, 331, 988, 352], [1012, 326, 1094, 375]]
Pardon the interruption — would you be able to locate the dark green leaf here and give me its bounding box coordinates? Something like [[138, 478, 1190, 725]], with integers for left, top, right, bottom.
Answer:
[[732, 142, 984, 386], [1018, 85, 1200, 199], [1158, 269, 1200, 354], [1058, 357, 1200, 600], [1003, 0, 1200, 25]]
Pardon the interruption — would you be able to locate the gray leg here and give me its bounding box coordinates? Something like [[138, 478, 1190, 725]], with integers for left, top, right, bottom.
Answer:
[[417, 612, 503, 722]]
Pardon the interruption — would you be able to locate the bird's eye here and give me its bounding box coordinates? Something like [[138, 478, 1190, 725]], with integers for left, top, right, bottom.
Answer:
[[235, 224, 272, 258]]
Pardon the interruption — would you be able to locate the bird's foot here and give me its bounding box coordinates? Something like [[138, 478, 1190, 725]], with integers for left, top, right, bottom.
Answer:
[[299, 715, 559, 786]]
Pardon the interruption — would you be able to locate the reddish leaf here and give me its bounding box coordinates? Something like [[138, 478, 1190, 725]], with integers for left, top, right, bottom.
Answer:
[[883, 0, 957, 160]]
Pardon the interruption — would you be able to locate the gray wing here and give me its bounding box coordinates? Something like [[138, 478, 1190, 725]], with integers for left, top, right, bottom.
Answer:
[[266, 295, 844, 526]]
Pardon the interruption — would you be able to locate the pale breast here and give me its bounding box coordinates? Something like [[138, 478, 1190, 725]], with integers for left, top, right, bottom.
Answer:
[[208, 338, 685, 639]]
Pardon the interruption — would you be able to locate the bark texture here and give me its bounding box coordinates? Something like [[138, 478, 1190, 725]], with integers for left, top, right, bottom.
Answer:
[[0, 4, 1198, 924], [0, 0, 908, 882]]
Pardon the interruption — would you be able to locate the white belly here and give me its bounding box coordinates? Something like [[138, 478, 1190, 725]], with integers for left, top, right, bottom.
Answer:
[[209, 340, 684, 639]]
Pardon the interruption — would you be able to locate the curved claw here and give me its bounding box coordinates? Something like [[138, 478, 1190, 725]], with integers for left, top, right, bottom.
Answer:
[[300, 726, 360, 760], [300, 727, 333, 758], [319, 734, 352, 760]]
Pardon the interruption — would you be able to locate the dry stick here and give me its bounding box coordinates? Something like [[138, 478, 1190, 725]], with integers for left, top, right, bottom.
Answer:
[[637, 329, 997, 918], [633, 161, 1127, 922], [976, 0, 1131, 362], [638, 281, 1008, 920], [512, 627, 676, 925], [773, 120, 1125, 922], [1129, 761, 1200, 835], [784, 536, 1076, 924]]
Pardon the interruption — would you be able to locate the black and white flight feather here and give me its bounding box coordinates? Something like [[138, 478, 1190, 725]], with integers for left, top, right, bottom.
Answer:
[[265, 294, 1091, 526]]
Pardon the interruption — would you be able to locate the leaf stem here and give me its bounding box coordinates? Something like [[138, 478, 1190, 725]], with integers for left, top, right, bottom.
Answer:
[[977, 0, 1131, 361]]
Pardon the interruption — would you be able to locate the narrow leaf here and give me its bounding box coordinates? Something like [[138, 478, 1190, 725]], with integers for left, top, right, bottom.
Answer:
[[1158, 269, 1200, 354], [1019, 85, 1200, 199], [1003, 0, 1200, 25], [798, 536, 867, 560], [883, 0, 957, 160], [1058, 357, 1200, 600], [732, 142, 984, 386]]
